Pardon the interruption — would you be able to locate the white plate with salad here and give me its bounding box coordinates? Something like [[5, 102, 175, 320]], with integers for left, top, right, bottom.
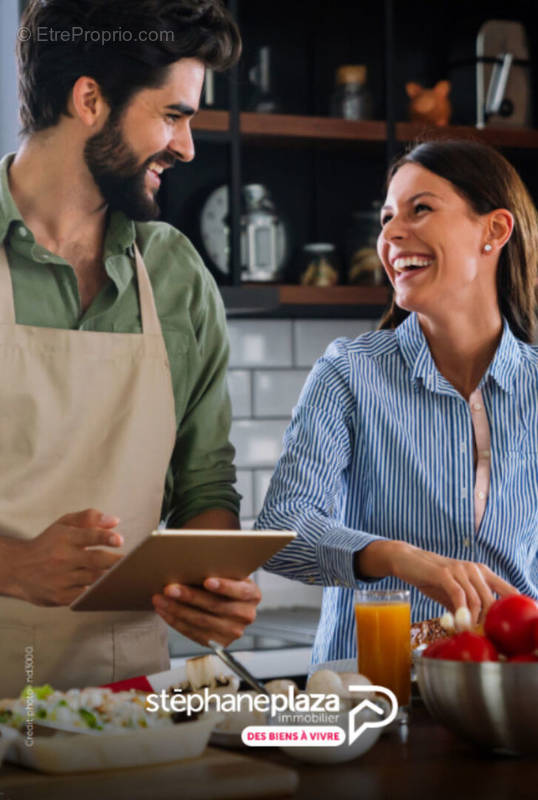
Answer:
[[0, 684, 221, 773]]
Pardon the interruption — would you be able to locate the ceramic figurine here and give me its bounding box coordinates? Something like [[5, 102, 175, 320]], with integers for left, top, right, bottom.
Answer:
[[406, 80, 451, 126]]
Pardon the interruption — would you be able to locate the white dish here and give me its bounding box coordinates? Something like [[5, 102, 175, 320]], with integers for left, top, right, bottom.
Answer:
[[0, 726, 13, 765], [0, 711, 222, 773], [272, 708, 382, 765]]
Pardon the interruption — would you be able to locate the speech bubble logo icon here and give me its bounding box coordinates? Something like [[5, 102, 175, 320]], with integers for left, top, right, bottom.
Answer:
[[347, 685, 398, 745]]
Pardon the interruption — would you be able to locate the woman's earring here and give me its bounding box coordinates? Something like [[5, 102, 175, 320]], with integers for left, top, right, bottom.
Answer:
[[483, 243, 493, 253]]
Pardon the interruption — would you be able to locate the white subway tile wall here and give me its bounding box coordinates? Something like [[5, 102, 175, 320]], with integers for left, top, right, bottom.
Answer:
[[253, 470, 275, 514], [228, 317, 378, 609], [236, 469, 254, 519], [231, 419, 290, 468], [294, 319, 374, 367], [227, 370, 252, 418], [253, 369, 310, 417], [228, 320, 293, 367], [255, 568, 323, 609]]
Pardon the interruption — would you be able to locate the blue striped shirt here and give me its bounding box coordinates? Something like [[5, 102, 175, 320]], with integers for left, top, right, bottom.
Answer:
[[255, 312, 538, 665]]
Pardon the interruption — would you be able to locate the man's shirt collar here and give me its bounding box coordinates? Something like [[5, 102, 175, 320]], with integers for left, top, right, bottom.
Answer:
[[0, 153, 23, 242], [0, 151, 137, 293]]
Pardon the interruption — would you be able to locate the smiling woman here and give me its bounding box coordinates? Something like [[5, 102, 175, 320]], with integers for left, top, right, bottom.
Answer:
[[256, 139, 538, 670], [378, 140, 537, 345]]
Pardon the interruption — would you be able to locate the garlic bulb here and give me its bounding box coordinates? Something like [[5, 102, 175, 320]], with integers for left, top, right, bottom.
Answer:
[[440, 611, 455, 633], [454, 606, 472, 632]]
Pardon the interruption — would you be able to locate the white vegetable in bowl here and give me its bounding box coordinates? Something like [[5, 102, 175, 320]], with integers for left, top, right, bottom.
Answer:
[[440, 611, 455, 633], [338, 672, 372, 700], [306, 669, 373, 712], [185, 655, 239, 694], [454, 606, 472, 632], [265, 679, 298, 697], [306, 669, 346, 696]]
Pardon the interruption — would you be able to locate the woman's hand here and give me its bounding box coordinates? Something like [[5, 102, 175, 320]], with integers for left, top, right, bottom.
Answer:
[[357, 540, 518, 625], [152, 577, 261, 647]]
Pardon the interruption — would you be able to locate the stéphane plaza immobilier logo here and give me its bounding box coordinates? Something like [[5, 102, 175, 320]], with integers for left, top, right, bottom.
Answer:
[[146, 684, 398, 747]]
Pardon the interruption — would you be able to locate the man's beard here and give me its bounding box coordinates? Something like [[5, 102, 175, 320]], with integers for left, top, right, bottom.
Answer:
[[83, 112, 171, 221]]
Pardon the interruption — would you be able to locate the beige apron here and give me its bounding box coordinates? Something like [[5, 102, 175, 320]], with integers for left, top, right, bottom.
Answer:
[[0, 242, 176, 697]]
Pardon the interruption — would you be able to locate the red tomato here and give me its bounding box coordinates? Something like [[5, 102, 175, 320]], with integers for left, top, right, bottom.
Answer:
[[484, 595, 538, 656], [507, 653, 538, 662], [422, 631, 497, 661], [422, 639, 451, 658], [449, 632, 498, 662]]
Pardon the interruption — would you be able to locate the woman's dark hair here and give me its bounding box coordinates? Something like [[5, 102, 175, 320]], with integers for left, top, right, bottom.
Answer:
[[378, 139, 538, 343], [17, 0, 241, 135]]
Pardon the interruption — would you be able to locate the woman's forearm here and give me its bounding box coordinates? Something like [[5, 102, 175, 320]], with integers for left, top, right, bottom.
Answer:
[[355, 539, 406, 579]]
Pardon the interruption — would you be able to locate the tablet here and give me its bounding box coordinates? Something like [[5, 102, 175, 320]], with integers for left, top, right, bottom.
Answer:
[[70, 529, 296, 612]]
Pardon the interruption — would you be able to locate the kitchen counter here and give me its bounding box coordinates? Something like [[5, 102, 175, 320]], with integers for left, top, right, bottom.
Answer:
[[1, 703, 535, 800], [261, 703, 536, 800]]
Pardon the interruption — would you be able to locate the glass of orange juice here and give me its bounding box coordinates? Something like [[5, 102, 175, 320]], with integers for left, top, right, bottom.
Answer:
[[354, 589, 411, 719]]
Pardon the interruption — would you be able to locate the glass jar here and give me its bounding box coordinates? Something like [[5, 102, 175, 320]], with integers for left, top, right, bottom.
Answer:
[[330, 65, 372, 121], [345, 203, 385, 286], [299, 243, 339, 287]]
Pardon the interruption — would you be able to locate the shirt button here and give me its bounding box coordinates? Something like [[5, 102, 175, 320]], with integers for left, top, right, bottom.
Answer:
[[19, 226, 28, 237], [460, 442, 466, 453], [473, 403, 482, 411], [463, 538, 470, 547], [481, 450, 490, 458], [477, 491, 485, 500]]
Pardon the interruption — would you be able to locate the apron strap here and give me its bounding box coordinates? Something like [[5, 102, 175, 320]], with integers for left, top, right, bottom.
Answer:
[[0, 245, 16, 325], [133, 243, 162, 336]]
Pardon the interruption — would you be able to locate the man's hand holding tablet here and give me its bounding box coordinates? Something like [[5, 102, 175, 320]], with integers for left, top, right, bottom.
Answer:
[[154, 576, 261, 647]]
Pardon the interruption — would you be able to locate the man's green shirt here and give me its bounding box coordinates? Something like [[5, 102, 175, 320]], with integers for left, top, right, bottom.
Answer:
[[0, 153, 239, 526]]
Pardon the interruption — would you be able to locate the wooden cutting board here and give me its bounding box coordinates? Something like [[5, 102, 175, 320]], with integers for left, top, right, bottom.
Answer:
[[0, 746, 299, 800]]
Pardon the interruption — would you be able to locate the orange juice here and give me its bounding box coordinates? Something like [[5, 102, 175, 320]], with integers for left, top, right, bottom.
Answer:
[[355, 599, 411, 705]]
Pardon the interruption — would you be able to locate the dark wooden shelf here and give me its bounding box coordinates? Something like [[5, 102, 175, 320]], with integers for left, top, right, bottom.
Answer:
[[192, 109, 229, 132], [396, 122, 538, 149], [240, 113, 387, 142], [277, 285, 388, 305], [220, 284, 390, 319], [193, 111, 538, 149]]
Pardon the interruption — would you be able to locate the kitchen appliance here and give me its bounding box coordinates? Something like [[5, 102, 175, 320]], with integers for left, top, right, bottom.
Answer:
[[477, 20, 531, 127], [200, 184, 287, 281], [248, 46, 279, 113], [449, 20, 532, 127]]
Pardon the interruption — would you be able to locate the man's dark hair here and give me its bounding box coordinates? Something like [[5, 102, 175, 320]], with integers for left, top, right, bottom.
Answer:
[[17, 0, 241, 135]]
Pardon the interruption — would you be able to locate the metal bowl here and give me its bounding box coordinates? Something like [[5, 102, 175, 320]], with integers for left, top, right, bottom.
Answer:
[[416, 656, 538, 755]]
